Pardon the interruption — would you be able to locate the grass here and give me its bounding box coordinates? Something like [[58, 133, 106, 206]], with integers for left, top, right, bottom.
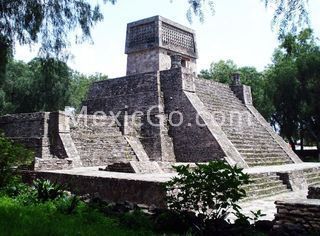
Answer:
[[0, 196, 153, 236]]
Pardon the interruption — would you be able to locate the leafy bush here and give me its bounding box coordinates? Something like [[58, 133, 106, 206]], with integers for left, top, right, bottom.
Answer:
[[0, 196, 151, 235], [119, 210, 152, 230], [153, 210, 199, 234], [32, 179, 65, 202], [166, 161, 250, 221], [0, 133, 33, 187], [2, 179, 30, 198], [55, 195, 82, 215]]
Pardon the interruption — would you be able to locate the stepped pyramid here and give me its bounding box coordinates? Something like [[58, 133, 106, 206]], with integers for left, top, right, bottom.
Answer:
[[1, 16, 320, 201], [82, 15, 301, 171]]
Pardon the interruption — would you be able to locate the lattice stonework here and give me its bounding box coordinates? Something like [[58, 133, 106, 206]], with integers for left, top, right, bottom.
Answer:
[[161, 23, 195, 51], [129, 22, 156, 47]]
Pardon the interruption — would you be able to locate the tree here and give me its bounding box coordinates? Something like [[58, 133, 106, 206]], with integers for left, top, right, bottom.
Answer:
[[266, 28, 320, 157], [0, 57, 107, 115], [70, 72, 108, 111], [263, 0, 310, 34], [187, 0, 310, 34], [29, 58, 72, 112], [0, 132, 33, 188], [199, 60, 237, 83], [2, 59, 35, 114], [166, 161, 250, 225]]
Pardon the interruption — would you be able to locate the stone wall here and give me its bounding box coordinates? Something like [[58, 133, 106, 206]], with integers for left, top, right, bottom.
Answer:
[[127, 49, 160, 75], [0, 112, 48, 158], [308, 185, 320, 199], [0, 111, 138, 170], [273, 199, 320, 234], [83, 71, 175, 163], [21, 171, 166, 208], [160, 68, 226, 162], [84, 72, 160, 115]]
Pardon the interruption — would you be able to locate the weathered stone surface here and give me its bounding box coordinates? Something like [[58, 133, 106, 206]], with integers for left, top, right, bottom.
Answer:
[[308, 185, 320, 199], [273, 199, 320, 234], [125, 16, 197, 75], [21, 170, 167, 208]]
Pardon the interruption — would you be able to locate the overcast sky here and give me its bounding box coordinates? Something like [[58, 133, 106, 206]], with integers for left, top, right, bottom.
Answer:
[[14, 0, 320, 78]]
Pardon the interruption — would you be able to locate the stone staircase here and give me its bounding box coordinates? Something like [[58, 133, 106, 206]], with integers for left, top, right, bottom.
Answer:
[[70, 115, 137, 166], [303, 167, 320, 186], [243, 173, 291, 201], [194, 79, 293, 167]]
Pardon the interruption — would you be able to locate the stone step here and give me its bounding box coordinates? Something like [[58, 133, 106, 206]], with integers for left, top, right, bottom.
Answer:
[[244, 155, 290, 161], [197, 97, 242, 108], [306, 176, 320, 186], [223, 128, 270, 135], [247, 160, 292, 167], [227, 133, 274, 139], [202, 99, 244, 107], [207, 104, 248, 111], [243, 181, 284, 193], [237, 147, 284, 153], [196, 88, 238, 98], [233, 145, 283, 153], [206, 106, 248, 114], [249, 175, 281, 183], [243, 187, 290, 201], [231, 139, 282, 147], [242, 153, 287, 159]]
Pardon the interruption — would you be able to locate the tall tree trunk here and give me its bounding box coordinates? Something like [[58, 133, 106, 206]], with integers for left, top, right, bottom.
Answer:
[[288, 137, 296, 152], [317, 142, 320, 161], [0, 37, 10, 88], [300, 127, 304, 151]]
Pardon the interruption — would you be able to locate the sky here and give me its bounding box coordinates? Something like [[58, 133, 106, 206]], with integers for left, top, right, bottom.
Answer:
[[14, 0, 320, 78]]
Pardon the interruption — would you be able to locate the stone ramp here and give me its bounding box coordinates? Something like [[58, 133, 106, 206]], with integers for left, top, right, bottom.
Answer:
[[194, 78, 294, 167], [70, 115, 137, 167]]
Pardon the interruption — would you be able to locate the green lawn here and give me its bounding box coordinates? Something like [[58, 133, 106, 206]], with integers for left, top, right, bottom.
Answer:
[[0, 197, 152, 236]]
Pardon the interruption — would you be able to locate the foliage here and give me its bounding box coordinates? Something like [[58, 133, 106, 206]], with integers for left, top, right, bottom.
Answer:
[[185, 0, 215, 23], [0, 133, 33, 188], [32, 179, 65, 202], [54, 195, 82, 215], [265, 28, 320, 154], [0, 58, 106, 114], [69, 72, 108, 110], [263, 0, 310, 34], [199, 60, 237, 84], [234, 209, 267, 227], [0, 196, 152, 236], [29, 58, 72, 112], [0, 0, 117, 59], [187, 0, 310, 34], [119, 210, 152, 230], [166, 161, 250, 221], [1, 179, 30, 198]]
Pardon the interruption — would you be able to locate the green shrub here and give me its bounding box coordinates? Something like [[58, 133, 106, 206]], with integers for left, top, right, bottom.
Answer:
[[55, 195, 82, 214], [153, 210, 197, 234], [166, 161, 250, 221], [119, 210, 152, 230], [32, 179, 65, 202], [2, 179, 30, 197], [0, 132, 34, 188], [0, 196, 152, 235]]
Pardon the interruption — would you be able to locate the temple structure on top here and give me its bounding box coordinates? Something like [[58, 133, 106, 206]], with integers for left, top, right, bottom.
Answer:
[[125, 16, 197, 75]]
